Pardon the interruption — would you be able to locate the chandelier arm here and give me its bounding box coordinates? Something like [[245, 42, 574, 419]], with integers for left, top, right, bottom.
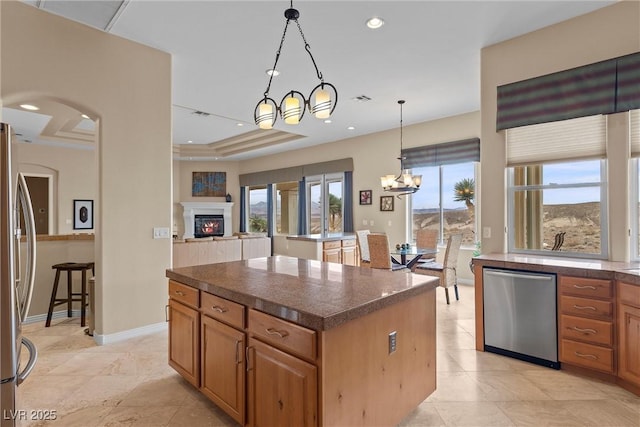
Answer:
[[264, 19, 293, 97], [295, 20, 323, 81]]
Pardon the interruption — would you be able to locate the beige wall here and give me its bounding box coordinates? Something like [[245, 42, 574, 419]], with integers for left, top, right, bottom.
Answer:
[[480, 1, 640, 259], [1, 1, 172, 337], [14, 144, 96, 235]]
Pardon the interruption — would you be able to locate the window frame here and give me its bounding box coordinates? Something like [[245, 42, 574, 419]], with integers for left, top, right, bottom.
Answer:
[[306, 172, 344, 235], [408, 162, 480, 247], [506, 159, 609, 259], [631, 158, 640, 261]]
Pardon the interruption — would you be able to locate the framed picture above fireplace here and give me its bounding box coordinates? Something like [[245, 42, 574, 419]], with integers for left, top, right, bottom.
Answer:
[[192, 171, 227, 197]]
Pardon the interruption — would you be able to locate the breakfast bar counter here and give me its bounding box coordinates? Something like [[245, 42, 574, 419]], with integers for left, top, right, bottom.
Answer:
[[166, 256, 439, 426]]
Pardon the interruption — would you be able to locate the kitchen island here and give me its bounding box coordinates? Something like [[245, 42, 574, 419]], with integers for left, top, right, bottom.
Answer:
[[166, 255, 439, 426]]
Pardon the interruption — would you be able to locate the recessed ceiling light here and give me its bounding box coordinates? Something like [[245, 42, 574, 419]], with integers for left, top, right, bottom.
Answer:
[[237, 123, 244, 127], [324, 119, 332, 124], [187, 140, 193, 144], [366, 17, 384, 29], [81, 114, 90, 119], [347, 126, 355, 130], [266, 69, 280, 76], [20, 104, 39, 111]]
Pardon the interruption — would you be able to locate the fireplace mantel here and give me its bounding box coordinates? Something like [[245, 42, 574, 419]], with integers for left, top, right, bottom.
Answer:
[[181, 202, 234, 238]]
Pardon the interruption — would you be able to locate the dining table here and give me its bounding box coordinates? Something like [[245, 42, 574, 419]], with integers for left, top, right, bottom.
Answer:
[[391, 247, 438, 270]]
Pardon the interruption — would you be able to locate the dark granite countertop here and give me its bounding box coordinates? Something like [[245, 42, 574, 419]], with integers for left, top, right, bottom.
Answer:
[[473, 253, 640, 286], [286, 233, 356, 242], [166, 255, 438, 331]]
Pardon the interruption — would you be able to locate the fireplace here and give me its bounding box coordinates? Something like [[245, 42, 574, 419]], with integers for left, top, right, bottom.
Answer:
[[194, 215, 224, 238], [181, 202, 234, 238]]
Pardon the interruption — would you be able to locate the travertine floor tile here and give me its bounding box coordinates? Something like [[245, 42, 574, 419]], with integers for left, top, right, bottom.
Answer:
[[15, 283, 640, 427]]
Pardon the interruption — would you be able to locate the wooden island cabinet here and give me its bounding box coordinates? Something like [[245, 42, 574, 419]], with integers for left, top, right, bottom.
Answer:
[[166, 256, 439, 426], [618, 281, 640, 390]]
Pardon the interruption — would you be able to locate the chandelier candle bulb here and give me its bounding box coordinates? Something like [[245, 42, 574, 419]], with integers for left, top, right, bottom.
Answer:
[[283, 96, 301, 124]]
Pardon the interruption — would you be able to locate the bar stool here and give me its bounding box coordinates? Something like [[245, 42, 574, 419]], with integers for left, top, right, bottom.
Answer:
[[45, 262, 95, 327]]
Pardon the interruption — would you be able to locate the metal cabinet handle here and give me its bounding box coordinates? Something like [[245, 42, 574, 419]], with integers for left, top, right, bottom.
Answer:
[[571, 326, 597, 334], [211, 305, 228, 313], [165, 304, 169, 322], [575, 351, 598, 360], [573, 304, 597, 311], [573, 284, 597, 290], [266, 328, 289, 338], [174, 290, 185, 296]]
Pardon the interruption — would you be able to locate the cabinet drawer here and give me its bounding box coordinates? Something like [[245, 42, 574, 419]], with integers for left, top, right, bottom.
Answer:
[[169, 280, 199, 308], [560, 295, 613, 319], [560, 315, 613, 346], [560, 276, 612, 299], [248, 309, 317, 361], [201, 292, 245, 329], [560, 339, 614, 373], [323, 240, 341, 250], [341, 239, 356, 248], [618, 282, 640, 308]]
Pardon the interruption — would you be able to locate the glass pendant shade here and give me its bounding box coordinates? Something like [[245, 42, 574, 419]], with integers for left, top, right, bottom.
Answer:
[[413, 175, 423, 187], [257, 103, 274, 130], [313, 89, 331, 119], [283, 96, 301, 124]]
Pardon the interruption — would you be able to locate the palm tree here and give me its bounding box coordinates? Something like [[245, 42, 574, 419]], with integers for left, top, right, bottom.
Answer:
[[328, 193, 342, 231], [453, 178, 475, 219]]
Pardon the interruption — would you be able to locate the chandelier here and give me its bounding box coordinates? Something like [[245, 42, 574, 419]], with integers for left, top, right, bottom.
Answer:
[[253, 1, 338, 130], [380, 100, 422, 197]]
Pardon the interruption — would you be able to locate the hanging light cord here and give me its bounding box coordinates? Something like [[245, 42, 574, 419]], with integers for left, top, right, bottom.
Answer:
[[398, 100, 406, 170], [263, 1, 324, 101]]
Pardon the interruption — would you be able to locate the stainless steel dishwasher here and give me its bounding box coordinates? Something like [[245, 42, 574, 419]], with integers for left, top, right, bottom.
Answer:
[[483, 267, 559, 369]]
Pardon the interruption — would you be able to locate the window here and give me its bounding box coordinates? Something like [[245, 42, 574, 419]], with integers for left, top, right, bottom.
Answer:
[[306, 173, 343, 234], [247, 185, 268, 232], [411, 162, 478, 246], [505, 115, 608, 258], [507, 160, 607, 257], [630, 110, 640, 260]]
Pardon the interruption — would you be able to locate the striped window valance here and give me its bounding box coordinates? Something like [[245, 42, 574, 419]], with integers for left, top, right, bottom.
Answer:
[[631, 110, 640, 158], [402, 138, 480, 169], [497, 52, 640, 131], [506, 115, 606, 166]]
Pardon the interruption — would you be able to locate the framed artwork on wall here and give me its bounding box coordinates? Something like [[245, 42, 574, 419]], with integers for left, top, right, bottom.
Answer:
[[380, 195, 394, 212], [73, 199, 93, 230], [192, 171, 227, 197], [359, 190, 372, 205]]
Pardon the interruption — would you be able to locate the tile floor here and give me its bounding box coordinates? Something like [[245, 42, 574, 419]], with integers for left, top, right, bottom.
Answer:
[[16, 284, 640, 426]]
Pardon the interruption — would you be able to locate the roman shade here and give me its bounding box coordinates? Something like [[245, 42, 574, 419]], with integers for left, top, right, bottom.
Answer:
[[506, 115, 606, 166], [402, 138, 480, 169], [497, 52, 640, 131]]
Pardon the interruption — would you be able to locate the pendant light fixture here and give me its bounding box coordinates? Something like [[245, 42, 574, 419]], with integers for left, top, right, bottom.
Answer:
[[381, 100, 422, 197], [253, 1, 338, 130]]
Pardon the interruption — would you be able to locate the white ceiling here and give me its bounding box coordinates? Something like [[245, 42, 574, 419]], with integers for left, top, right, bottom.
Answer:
[[7, 0, 615, 160]]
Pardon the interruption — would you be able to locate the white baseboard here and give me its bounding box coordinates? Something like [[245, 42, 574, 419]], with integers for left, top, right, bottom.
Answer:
[[93, 321, 167, 346], [24, 309, 84, 324]]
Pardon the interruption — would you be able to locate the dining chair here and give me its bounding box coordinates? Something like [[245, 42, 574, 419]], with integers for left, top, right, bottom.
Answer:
[[415, 228, 438, 263], [414, 233, 463, 304], [367, 233, 408, 271], [356, 229, 371, 266]]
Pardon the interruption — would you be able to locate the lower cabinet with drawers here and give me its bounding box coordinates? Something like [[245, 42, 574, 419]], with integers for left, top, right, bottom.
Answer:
[[168, 277, 437, 426], [558, 275, 615, 374], [617, 281, 640, 391]]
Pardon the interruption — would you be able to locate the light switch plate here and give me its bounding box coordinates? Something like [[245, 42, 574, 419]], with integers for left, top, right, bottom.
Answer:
[[389, 331, 397, 354], [153, 227, 170, 239]]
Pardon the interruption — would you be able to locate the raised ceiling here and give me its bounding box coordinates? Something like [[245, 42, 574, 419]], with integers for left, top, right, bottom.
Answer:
[[8, 0, 615, 160]]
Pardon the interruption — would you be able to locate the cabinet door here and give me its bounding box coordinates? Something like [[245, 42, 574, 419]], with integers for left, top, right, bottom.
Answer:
[[168, 299, 199, 387], [341, 246, 357, 266], [323, 248, 341, 263], [247, 338, 317, 427], [201, 315, 245, 425], [619, 303, 640, 386]]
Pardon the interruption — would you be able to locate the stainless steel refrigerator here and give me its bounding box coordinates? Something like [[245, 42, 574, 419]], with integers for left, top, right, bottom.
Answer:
[[1, 123, 38, 426]]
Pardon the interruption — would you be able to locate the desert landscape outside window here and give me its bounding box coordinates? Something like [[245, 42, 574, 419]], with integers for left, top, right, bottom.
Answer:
[[507, 159, 607, 257], [411, 162, 479, 246], [248, 185, 268, 232]]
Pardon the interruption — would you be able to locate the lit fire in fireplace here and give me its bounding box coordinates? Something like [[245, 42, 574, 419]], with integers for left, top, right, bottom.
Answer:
[[201, 221, 220, 234]]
